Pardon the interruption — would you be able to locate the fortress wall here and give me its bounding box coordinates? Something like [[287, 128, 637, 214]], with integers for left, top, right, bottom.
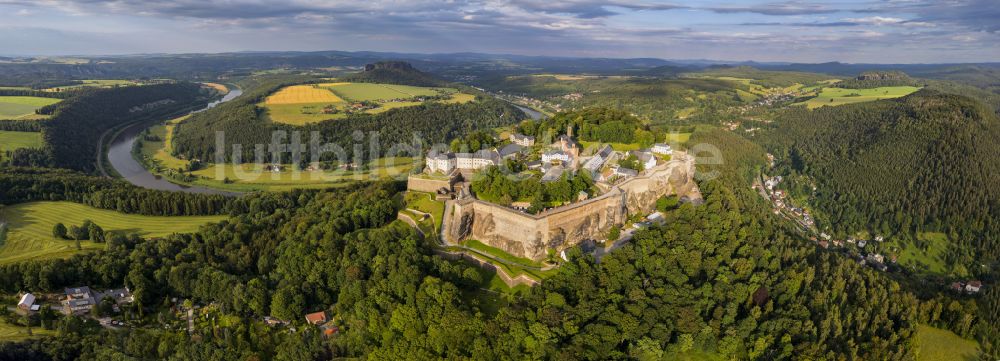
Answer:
[[446, 154, 700, 261], [407, 175, 457, 193]]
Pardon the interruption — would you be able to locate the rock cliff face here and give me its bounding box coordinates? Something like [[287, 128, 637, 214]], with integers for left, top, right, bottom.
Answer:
[[447, 154, 699, 260]]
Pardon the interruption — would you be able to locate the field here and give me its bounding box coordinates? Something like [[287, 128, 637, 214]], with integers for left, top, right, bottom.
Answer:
[[663, 132, 692, 145], [0, 96, 61, 119], [261, 82, 474, 125], [915, 324, 980, 361], [579, 140, 641, 152], [889, 232, 952, 275], [323, 83, 447, 101], [0, 202, 228, 265], [0, 319, 56, 342], [796, 86, 921, 109], [263, 85, 344, 105], [0, 131, 43, 152], [201, 82, 229, 93]]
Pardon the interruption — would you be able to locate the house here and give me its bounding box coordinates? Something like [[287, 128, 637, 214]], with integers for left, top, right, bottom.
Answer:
[[583, 145, 612, 175], [305, 311, 328, 325], [498, 143, 525, 159], [511, 201, 532, 209], [17, 293, 36, 312], [832, 239, 843, 247], [542, 150, 570, 164], [612, 166, 638, 178], [454, 149, 500, 170], [62, 286, 98, 315], [510, 133, 535, 147], [867, 254, 885, 264], [629, 150, 657, 171], [322, 325, 339, 338], [951, 282, 965, 292], [818, 240, 829, 249], [858, 240, 868, 248], [651, 143, 673, 155], [263, 317, 288, 327], [425, 151, 456, 174], [966, 281, 982, 293]]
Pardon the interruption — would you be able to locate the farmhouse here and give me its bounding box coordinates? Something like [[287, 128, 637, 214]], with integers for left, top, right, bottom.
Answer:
[[18, 293, 38, 312], [305, 311, 328, 325]]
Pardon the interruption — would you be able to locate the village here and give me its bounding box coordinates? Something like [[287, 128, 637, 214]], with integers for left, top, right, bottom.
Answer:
[[755, 155, 985, 296]]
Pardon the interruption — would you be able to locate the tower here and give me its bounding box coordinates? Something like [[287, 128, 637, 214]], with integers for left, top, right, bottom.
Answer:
[[566, 124, 573, 138]]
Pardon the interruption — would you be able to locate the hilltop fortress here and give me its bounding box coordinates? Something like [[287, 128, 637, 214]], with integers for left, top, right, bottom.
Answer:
[[436, 152, 700, 261]]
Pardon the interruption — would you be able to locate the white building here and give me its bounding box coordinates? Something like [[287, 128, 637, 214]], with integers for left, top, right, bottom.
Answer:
[[425, 151, 456, 174], [510, 133, 536, 147], [583, 145, 612, 174], [17, 293, 36, 311], [629, 150, 657, 171], [651, 143, 673, 155], [455, 149, 500, 170], [542, 150, 571, 164]]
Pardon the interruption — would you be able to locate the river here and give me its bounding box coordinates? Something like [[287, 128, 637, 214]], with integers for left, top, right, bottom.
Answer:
[[106, 88, 242, 196], [512, 104, 545, 120]]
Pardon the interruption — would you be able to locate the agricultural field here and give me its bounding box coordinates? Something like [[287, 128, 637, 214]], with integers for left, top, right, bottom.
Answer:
[[0, 131, 43, 152], [0, 201, 228, 265], [261, 82, 473, 125], [915, 324, 980, 361], [0, 96, 61, 119], [264, 85, 344, 105], [796, 86, 921, 109]]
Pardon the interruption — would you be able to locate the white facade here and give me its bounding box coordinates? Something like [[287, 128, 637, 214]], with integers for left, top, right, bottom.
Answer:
[[425, 154, 456, 174], [542, 150, 570, 163], [652, 143, 673, 155], [510, 133, 535, 147]]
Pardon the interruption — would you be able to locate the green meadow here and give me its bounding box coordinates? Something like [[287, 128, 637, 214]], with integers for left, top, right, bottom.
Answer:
[[797, 86, 921, 109], [324, 82, 452, 101], [0, 96, 61, 119], [0, 131, 43, 152], [916, 324, 980, 361], [0, 201, 227, 265]]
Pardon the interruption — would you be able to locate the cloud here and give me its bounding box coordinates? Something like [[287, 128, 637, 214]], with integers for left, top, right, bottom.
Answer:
[[703, 1, 841, 16]]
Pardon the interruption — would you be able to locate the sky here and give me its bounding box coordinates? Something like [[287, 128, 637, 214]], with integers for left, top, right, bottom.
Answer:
[[0, 0, 997, 63]]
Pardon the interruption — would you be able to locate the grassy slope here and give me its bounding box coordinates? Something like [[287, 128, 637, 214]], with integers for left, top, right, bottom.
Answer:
[[0, 202, 227, 265], [405, 191, 445, 231], [0, 131, 43, 152], [0, 96, 61, 119], [0, 320, 57, 342], [916, 324, 980, 361], [797, 86, 921, 109]]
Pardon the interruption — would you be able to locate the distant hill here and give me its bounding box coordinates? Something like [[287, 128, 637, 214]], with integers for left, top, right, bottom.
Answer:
[[834, 71, 920, 89], [761, 90, 1000, 264], [339, 61, 445, 87]]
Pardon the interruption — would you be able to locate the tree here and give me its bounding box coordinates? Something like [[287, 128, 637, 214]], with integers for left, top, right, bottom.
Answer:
[[52, 223, 68, 239], [68, 225, 87, 241]]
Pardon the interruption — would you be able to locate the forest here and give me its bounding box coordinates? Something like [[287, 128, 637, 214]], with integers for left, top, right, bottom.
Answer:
[[517, 107, 654, 146], [39, 83, 210, 172], [757, 90, 1000, 286]]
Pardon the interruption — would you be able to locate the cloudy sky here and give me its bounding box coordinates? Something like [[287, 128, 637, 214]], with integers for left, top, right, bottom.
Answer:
[[0, 0, 997, 63]]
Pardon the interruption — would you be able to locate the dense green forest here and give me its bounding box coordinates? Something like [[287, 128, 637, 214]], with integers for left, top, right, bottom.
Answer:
[[516, 107, 655, 145], [40, 83, 210, 172], [478, 74, 744, 124], [759, 90, 1000, 267], [0, 167, 230, 216]]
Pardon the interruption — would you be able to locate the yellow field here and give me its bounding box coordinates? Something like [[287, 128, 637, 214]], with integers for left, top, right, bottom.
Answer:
[[0, 319, 56, 342], [264, 85, 343, 105]]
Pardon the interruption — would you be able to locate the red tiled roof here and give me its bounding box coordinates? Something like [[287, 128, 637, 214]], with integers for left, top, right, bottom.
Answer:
[[305, 311, 327, 325]]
